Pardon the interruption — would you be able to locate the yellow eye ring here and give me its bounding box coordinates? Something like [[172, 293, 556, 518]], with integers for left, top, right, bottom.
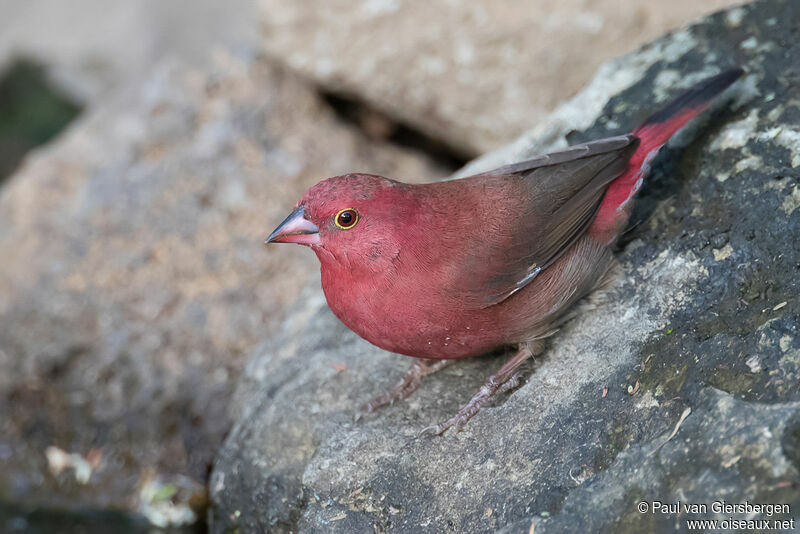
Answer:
[[334, 208, 359, 230]]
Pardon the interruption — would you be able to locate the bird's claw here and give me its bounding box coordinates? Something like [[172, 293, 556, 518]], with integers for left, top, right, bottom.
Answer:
[[418, 395, 487, 436], [418, 423, 444, 437], [360, 377, 420, 414], [358, 359, 455, 417], [419, 368, 528, 435]]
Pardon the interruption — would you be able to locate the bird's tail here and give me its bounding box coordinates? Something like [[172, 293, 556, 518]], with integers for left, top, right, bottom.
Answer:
[[589, 68, 744, 244]]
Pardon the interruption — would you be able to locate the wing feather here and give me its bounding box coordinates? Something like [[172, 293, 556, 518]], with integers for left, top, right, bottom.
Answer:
[[451, 135, 638, 307]]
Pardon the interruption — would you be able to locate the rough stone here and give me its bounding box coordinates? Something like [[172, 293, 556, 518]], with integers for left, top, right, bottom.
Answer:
[[258, 0, 740, 154], [0, 51, 442, 523], [0, 0, 258, 103], [211, 1, 800, 532]]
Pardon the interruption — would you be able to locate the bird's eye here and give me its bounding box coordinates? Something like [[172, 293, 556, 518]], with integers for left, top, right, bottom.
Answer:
[[334, 208, 359, 230]]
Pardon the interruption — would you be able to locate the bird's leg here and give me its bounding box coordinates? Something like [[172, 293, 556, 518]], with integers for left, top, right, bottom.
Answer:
[[421, 345, 533, 435], [362, 358, 455, 413]]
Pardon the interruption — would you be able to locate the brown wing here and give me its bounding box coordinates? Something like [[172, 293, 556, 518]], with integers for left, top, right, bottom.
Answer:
[[456, 134, 638, 307]]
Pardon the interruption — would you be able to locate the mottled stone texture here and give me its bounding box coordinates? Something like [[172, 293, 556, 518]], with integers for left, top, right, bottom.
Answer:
[[0, 0, 257, 102], [0, 53, 441, 518], [258, 0, 740, 154], [211, 1, 800, 532]]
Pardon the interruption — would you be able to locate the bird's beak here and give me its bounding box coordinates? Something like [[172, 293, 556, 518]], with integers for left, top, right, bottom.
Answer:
[[265, 205, 320, 245]]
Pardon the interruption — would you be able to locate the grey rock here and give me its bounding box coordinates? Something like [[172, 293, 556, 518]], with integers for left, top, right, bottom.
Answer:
[[258, 0, 740, 154], [0, 0, 258, 103], [211, 1, 800, 532], [500, 388, 800, 533]]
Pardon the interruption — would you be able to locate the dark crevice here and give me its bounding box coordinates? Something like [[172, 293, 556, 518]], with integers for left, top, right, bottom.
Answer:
[[0, 500, 206, 534], [319, 90, 475, 172], [0, 59, 83, 186]]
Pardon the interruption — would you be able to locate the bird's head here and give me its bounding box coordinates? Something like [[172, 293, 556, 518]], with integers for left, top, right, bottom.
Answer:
[[266, 173, 422, 268]]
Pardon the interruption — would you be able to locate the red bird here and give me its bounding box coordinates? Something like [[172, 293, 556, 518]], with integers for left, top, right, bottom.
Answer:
[[267, 69, 742, 433]]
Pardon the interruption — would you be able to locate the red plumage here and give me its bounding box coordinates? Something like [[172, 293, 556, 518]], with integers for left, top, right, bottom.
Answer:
[[267, 68, 743, 432]]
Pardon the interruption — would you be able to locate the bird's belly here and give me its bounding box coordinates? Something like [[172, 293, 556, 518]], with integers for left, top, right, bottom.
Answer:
[[320, 235, 615, 360], [322, 276, 501, 359]]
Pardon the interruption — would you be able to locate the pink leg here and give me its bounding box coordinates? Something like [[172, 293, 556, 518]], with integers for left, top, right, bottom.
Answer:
[[362, 358, 455, 413], [421, 345, 533, 435]]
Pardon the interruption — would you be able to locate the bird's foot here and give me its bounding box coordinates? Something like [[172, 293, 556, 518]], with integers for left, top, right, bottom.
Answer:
[[419, 380, 497, 435], [420, 345, 532, 435], [497, 369, 524, 395], [361, 358, 455, 414]]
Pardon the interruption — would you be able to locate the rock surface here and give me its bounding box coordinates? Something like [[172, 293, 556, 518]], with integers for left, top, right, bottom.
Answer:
[[259, 0, 740, 154], [0, 0, 258, 103], [0, 51, 442, 523], [211, 1, 800, 532]]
